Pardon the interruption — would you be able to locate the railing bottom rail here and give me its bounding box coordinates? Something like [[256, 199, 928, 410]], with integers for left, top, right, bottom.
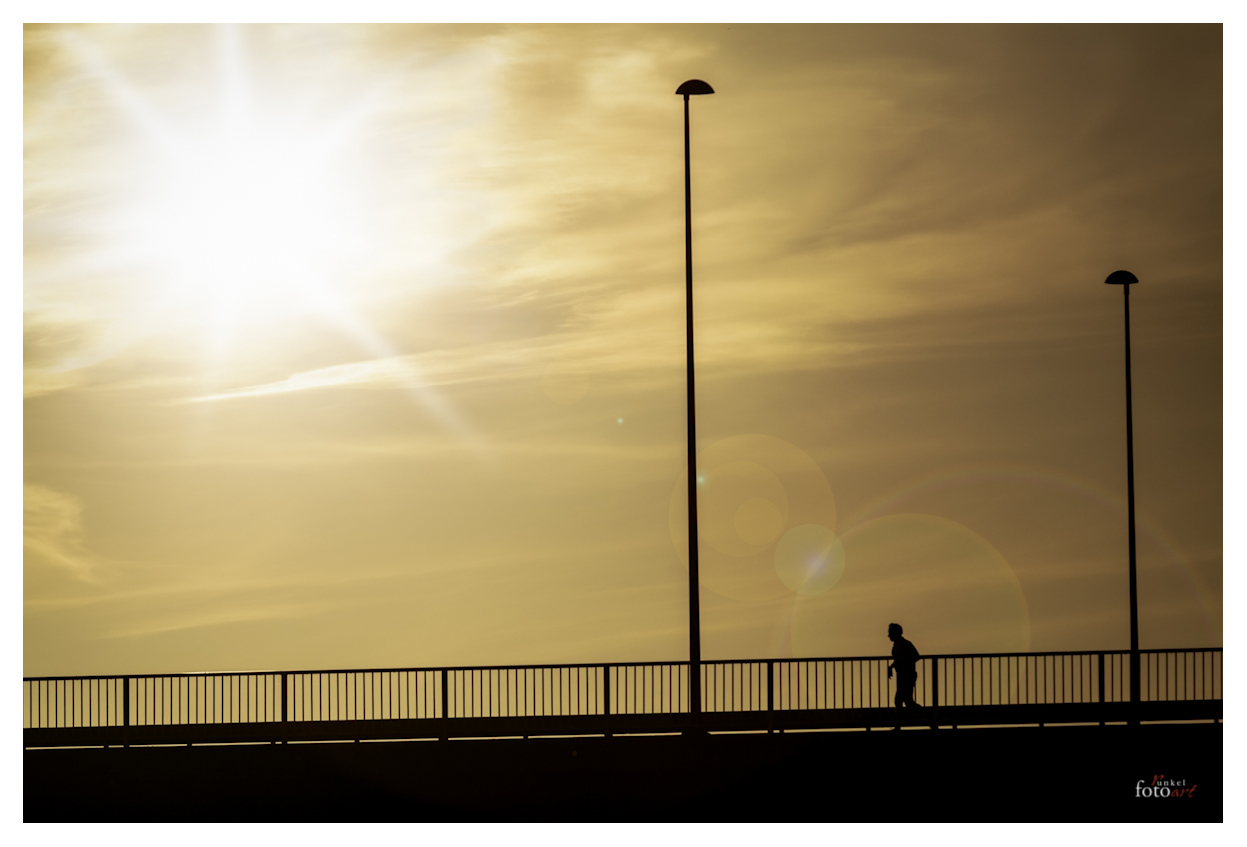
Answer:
[[23, 699, 1221, 749]]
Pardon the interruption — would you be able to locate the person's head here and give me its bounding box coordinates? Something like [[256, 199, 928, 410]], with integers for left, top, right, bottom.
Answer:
[[888, 623, 903, 641]]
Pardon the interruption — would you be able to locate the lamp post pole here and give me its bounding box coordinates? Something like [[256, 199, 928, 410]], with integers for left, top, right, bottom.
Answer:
[[677, 79, 714, 719], [1105, 269, 1140, 708]]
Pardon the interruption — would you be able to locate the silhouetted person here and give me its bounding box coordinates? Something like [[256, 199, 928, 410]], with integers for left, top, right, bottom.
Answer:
[[887, 623, 920, 723]]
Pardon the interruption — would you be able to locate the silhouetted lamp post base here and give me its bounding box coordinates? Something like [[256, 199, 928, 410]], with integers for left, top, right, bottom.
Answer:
[[678, 79, 713, 721], [1105, 270, 1140, 712]]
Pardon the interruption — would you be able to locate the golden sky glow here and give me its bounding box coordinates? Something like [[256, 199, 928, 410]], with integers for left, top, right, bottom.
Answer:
[[24, 24, 1221, 676]]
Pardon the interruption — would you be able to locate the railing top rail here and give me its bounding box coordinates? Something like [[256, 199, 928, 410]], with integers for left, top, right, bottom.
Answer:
[[720, 649, 1141, 665], [732, 647, 1221, 664], [22, 646, 1221, 683], [22, 659, 691, 682]]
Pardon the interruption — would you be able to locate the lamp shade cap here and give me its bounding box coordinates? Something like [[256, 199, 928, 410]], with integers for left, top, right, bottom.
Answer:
[[1104, 270, 1139, 285], [676, 79, 715, 95]]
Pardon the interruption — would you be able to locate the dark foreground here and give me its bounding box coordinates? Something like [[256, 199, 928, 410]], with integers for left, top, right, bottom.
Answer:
[[25, 722, 1220, 822]]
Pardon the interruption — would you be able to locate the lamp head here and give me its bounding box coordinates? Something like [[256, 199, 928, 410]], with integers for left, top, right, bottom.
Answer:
[[1104, 270, 1139, 285], [676, 79, 715, 95]]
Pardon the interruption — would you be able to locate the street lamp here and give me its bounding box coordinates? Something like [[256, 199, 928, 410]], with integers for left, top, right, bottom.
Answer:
[[677, 78, 713, 718], [1105, 269, 1140, 708]]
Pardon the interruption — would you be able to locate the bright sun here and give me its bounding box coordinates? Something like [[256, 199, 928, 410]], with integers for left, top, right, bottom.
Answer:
[[107, 29, 376, 348], [139, 124, 360, 320]]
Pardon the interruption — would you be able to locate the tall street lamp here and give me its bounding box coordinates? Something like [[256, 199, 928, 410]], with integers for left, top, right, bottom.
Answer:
[[1105, 269, 1140, 708], [677, 78, 714, 718]]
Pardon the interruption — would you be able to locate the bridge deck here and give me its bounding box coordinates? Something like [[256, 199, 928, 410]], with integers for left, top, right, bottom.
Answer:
[[24, 698, 1220, 748]]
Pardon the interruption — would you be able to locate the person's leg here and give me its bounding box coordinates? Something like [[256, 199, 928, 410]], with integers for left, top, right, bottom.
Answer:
[[900, 674, 917, 708]]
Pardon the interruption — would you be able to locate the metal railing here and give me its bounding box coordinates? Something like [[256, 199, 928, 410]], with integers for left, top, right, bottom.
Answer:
[[23, 648, 1221, 743], [926, 649, 1221, 708]]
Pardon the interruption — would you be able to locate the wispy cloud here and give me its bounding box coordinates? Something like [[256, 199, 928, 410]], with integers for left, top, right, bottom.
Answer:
[[23, 485, 104, 581], [183, 302, 874, 405], [23, 369, 85, 398], [187, 356, 422, 401], [101, 599, 336, 640]]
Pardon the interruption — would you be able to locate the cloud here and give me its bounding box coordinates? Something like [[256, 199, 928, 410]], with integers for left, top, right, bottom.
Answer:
[[24, 369, 85, 398], [188, 357, 421, 401], [23, 485, 103, 581], [182, 293, 872, 405], [100, 598, 335, 640]]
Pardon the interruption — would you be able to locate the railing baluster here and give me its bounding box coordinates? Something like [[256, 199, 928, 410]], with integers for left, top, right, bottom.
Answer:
[[20, 649, 1222, 747]]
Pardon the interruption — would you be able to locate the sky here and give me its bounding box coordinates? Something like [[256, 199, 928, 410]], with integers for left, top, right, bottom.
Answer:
[[23, 23, 1222, 677]]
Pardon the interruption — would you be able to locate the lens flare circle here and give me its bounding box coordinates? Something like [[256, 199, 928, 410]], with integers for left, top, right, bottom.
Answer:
[[788, 513, 1030, 657], [702, 462, 789, 558], [774, 524, 845, 595], [843, 463, 1221, 645], [735, 497, 785, 548], [670, 434, 836, 602]]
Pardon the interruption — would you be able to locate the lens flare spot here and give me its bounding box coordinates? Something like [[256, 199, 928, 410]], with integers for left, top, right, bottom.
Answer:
[[775, 524, 844, 595], [735, 497, 785, 548]]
